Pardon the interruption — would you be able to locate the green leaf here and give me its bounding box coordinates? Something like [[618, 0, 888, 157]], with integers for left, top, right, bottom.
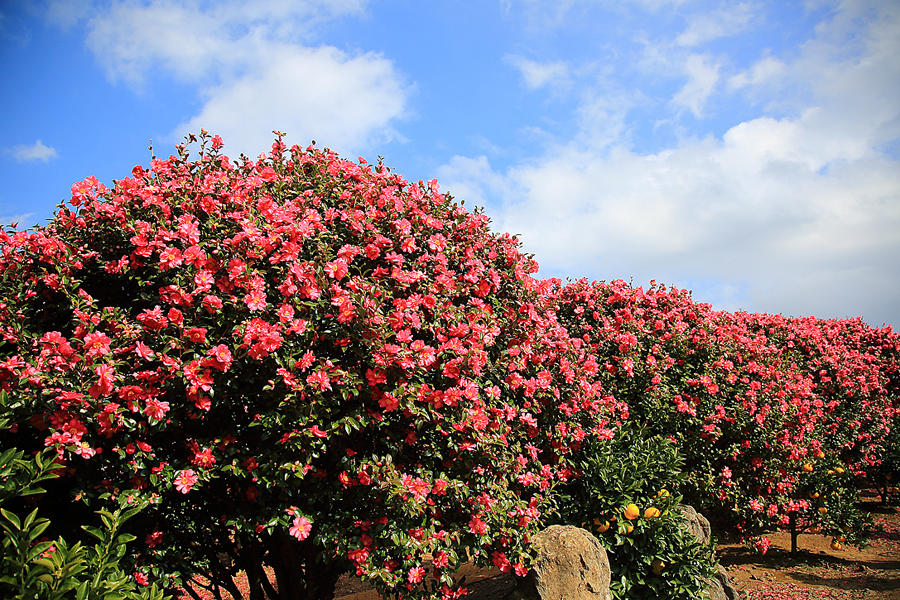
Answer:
[[26, 518, 51, 542], [82, 525, 103, 541], [27, 541, 54, 561], [1, 508, 22, 529]]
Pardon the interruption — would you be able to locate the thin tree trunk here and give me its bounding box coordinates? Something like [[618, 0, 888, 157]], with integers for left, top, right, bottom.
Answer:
[[789, 512, 798, 555]]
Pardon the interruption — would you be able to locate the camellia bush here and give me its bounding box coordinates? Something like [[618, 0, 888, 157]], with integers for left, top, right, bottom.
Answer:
[[0, 132, 615, 600], [548, 278, 900, 554]]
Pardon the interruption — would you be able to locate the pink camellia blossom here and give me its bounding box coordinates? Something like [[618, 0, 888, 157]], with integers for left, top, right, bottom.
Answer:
[[407, 566, 425, 584], [73, 441, 97, 459], [82, 332, 111, 358], [289, 515, 312, 541], [755, 537, 771, 554], [88, 364, 116, 398], [309, 425, 328, 438], [135, 341, 155, 360], [378, 392, 399, 412], [191, 447, 216, 468], [306, 370, 332, 391], [206, 344, 233, 371], [174, 469, 198, 494], [159, 246, 183, 270], [492, 551, 511, 573], [324, 258, 348, 280], [184, 327, 207, 343], [244, 291, 267, 311], [143, 398, 170, 421], [468, 515, 488, 536], [432, 550, 449, 569], [134, 572, 149, 586], [399, 475, 429, 501]]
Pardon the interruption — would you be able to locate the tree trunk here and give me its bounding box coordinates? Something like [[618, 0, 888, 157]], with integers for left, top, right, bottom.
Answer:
[[267, 532, 348, 600], [789, 512, 799, 555]]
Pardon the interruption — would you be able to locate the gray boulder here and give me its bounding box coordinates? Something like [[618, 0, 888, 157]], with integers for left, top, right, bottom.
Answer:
[[705, 564, 741, 600], [676, 506, 741, 600], [676, 504, 712, 546], [504, 525, 611, 600]]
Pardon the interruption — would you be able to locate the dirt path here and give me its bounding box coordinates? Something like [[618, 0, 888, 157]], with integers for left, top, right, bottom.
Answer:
[[721, 501, 900, 599]]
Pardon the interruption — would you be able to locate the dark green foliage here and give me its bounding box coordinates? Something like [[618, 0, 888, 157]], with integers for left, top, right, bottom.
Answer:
[[553, 424, 718, 599]]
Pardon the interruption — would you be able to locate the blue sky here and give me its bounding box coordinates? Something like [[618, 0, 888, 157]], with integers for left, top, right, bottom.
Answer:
[[2, 0, 898, 329]]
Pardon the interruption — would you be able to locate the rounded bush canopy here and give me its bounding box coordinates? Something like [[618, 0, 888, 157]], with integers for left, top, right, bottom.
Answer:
[[0, 133, 612, 599]]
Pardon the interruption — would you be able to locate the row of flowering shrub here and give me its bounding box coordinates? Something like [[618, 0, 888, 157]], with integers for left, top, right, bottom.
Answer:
[[548, 278, 900, 553], [1, 132, 898, 599]]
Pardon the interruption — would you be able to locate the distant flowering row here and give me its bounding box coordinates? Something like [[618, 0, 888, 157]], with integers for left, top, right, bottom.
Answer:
[[549, 278, 899, 548]]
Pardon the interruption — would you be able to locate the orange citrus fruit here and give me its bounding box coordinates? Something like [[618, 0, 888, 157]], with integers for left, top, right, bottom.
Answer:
[[623, 504, 640, 520]]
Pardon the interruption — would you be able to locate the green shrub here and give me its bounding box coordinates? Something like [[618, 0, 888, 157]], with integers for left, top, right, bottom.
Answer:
[[553, 424, 718, 599], [0, 424, 168, 600]]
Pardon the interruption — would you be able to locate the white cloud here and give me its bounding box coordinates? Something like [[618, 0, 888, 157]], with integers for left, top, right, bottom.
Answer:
[[0, 213, 36, 228], [75, 0, 408, 157], [672, 54, 720, 117], [675, 2, 756, 47], [83, 0, 368, 86], [440, 1, 900, 327], [728, 54, 786, 90], [44, 0, 94, 29], [176, 45, 407, 157], [10, 140, 57, 162], [436, 155, 509, 211], [506, 55, 570, 91]]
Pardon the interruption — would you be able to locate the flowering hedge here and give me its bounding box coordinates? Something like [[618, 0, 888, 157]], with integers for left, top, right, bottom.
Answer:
[[548, 278, 900, 552], [2, 131, 897, 600], [0, 133, 613, 600]]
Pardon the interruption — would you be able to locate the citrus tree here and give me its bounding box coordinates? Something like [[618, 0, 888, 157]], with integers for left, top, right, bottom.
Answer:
[[0, 132, 612, 600]]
